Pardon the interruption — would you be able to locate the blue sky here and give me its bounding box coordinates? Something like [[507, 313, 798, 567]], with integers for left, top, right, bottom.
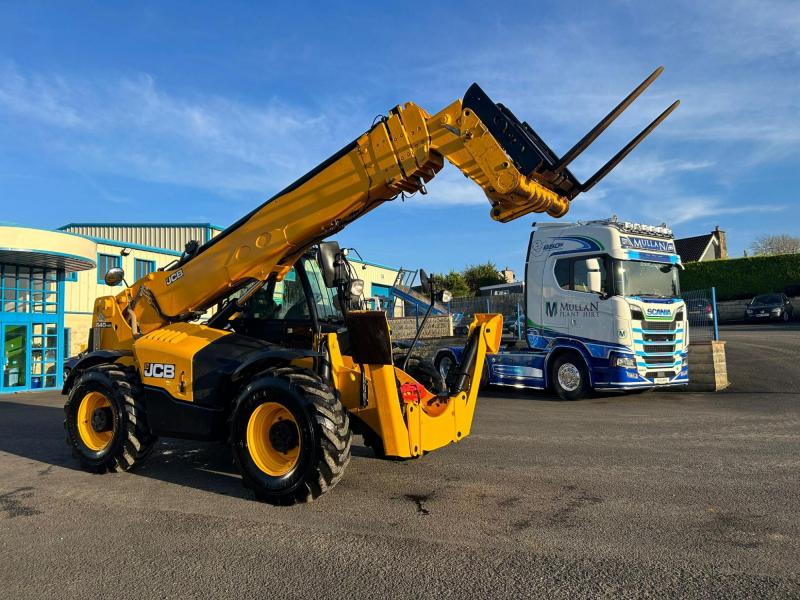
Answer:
[[1, 1, 798, 275]]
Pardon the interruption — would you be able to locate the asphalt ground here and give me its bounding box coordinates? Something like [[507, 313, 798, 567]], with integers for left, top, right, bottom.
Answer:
[[0, 323, 798, 599]]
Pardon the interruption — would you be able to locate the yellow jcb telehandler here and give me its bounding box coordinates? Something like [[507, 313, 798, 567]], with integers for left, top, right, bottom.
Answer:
[[63, 70, 677, 504]]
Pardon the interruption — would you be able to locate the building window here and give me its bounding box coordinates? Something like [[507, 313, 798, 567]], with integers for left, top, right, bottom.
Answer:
[[97, 254, 122, 285], [65, 271, 78, 282], [1, 264, 59, 313], [134, 259, 156, 281]]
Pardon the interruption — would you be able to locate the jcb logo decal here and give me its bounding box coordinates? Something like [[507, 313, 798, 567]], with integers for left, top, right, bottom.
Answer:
[[143, 363, 175, 379], [165, 269, 184, 286], [545, 302, 558, 317]]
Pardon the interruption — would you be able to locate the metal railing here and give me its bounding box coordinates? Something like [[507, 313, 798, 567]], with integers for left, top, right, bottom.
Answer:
[[447, 293, 526, 339], [680, 287, 719, 342], [442, 288, 720, 343]]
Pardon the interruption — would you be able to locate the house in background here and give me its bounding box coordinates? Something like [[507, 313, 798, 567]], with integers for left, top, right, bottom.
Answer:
[[675, 226, 728, 263]]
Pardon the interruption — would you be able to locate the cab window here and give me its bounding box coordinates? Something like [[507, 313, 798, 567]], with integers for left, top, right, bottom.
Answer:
[[302, 257, 342, 322], [553, 255, 610, 295], [554, 260, 571, 290], [240, 268, 308, 321]]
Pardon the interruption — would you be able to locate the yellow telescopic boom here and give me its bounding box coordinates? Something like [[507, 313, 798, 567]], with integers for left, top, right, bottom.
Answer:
[[117, 70, 678, 335]]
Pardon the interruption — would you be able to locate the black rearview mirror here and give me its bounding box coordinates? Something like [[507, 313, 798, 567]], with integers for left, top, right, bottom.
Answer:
[[104, 267, 125, 287], [318, 241, 341, 288], [419, 269, 430, 293]]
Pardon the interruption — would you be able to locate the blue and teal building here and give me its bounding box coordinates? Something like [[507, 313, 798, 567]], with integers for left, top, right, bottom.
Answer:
[[1, 222, 400, 394]]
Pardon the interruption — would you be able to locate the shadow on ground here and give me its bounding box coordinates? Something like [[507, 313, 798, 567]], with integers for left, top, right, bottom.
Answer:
[[0, 398, 383, 501]]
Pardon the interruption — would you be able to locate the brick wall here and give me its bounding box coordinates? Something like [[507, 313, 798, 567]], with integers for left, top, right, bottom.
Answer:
[[388, 315, 453, 340]]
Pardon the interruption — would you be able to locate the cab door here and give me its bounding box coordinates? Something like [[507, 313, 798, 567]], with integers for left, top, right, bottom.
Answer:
[[552, 255, 614, 342], [541, 257, 569, 336], [232, 267, 315, 349], [231, 257, 341, 350]]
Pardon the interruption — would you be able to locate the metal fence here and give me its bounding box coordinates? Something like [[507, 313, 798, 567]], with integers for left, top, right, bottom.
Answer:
[[444, 288, 720, 343], [447, 293, 526, 339], [680, 287, 719, 342]]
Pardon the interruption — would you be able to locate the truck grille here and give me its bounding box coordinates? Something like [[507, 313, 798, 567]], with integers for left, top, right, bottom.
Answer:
[[643, 333, 675, 342], [643, 344, 674, 353], [646, 370, 672, 379], [643, 320, 676, 331], [642, 355, 675, 365]]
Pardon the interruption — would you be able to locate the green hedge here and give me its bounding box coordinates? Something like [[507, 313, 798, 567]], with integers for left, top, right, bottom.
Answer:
[[682, 253, 800, 301]]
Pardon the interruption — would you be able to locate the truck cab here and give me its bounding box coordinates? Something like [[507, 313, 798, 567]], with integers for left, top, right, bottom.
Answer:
[[437, 218, 689, 399]]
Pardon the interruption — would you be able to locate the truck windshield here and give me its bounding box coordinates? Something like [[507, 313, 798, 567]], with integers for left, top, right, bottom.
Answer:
[[614, 260, 680, 298]]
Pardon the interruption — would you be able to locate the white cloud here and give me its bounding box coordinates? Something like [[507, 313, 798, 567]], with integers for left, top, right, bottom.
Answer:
[[0, 63, 354, 195], [660, 196, 785, 226]]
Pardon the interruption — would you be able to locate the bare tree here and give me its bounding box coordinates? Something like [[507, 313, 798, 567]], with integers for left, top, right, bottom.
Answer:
[[750, 234, 800, 256]]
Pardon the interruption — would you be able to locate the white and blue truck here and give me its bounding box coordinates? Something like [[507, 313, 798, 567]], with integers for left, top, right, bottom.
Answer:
[[435, 217, 689, 399]]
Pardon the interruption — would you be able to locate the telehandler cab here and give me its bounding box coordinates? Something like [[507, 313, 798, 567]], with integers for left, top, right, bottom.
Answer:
[[63, 70, 678, 504]]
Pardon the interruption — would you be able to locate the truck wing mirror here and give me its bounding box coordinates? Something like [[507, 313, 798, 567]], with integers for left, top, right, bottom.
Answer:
[[318, 241, 341, 288]]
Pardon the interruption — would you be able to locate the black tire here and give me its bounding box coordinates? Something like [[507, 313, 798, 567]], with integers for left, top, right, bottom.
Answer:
[[230, 366, 351, 505], [64, 364, 156, 473], [400, 355, 446, 395], [550, 353, 592, 401]]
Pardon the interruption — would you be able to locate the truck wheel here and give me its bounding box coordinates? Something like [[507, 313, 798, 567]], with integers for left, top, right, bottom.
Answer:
[[550, 353, 591, 401], [435, 351, 489, 389], [435, 351, 457, 381], [64, 364, 156, 473], [231, 366, 351, 505]]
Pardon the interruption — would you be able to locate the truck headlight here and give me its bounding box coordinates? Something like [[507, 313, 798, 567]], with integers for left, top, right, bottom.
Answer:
[[612, 354, 636, 368]]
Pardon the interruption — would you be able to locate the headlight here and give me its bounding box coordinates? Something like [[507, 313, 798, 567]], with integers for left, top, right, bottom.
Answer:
[[348, 279, 364, 297], [612, 354, 637, 368], [771, 308, 781, 314]]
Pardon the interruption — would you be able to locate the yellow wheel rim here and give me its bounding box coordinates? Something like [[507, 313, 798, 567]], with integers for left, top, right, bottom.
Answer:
[[76, 391, 114, 452], [246, 402, 301, 477]]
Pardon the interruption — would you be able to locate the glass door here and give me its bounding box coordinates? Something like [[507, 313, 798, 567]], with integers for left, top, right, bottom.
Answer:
[[30, 323, 59, 389], [2, 323, 29, 392]]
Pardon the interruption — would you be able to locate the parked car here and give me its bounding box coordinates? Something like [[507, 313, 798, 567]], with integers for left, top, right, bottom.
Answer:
[[745, 293, 794, 322], [686, 298, 714, 324]]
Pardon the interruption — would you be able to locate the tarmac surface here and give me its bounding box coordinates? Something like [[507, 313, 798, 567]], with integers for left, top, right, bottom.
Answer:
[[0, 323, 798, 599]]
